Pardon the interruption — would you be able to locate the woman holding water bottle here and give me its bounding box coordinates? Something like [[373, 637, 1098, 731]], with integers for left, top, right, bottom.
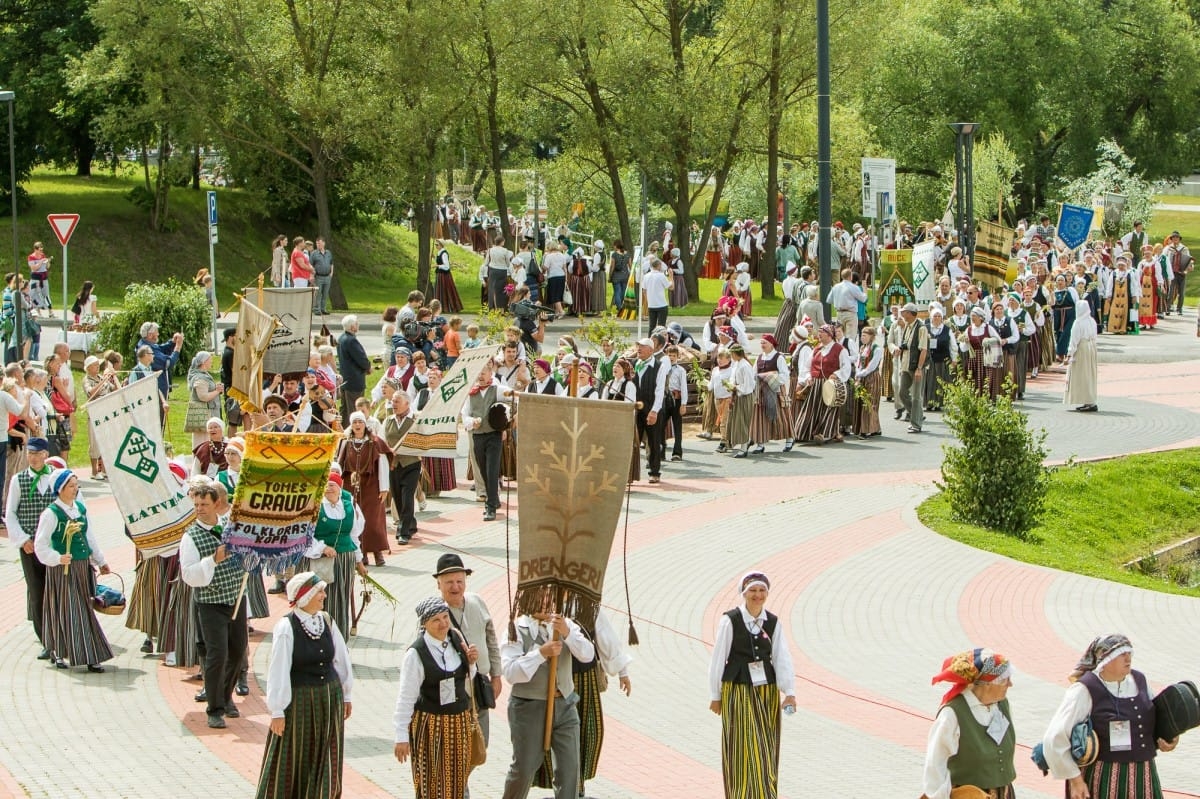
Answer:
[[707, 571, 797, 799]]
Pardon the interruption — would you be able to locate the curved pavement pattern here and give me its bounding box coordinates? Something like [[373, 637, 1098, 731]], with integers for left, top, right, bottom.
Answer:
[[0, 314, 1198, 798]]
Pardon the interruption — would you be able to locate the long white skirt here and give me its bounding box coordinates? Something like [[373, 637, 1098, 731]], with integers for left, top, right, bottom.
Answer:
[[1063, 338, 1098, 406]]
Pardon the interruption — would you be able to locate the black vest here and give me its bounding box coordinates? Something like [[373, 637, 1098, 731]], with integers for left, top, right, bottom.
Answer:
[[572, 626, 599, 675], [288, 614, 339, 687], [927, 324, 952, 363], [993, 316, 1015, 353], [411, 634, 471, 715], [1080, 670, 1156, 764], [636, 355, 664, 409], [719, 608, 777, 686]]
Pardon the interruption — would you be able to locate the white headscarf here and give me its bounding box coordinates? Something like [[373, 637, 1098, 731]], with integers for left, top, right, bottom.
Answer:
[[1070, 299, 1098, 348]]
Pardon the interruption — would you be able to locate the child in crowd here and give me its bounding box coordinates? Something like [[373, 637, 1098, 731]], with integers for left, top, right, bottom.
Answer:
[[464, 323, 481, 349], [444, 317, 463, 369]]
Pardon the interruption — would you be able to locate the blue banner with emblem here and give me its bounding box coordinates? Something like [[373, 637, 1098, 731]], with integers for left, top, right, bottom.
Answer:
[[1056, 203, 1095, 250]]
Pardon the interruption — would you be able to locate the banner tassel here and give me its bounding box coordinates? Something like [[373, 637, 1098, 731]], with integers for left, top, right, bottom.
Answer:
[[504, 448, 517, 642], [621, 478, 638, 646]]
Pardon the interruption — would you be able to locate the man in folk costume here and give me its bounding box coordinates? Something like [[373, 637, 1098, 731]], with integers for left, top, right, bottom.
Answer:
[[500, 595, 595, 799], [634, 335, 670, 484], [180, 482, 249, 729], [1105, 256, 1139, 335], [383, 391, 421, 544], [461, 362, 512, 523], [896, 303, 929, 434], [5, 438, 57, 661], [1164, 230, 1193, 315]]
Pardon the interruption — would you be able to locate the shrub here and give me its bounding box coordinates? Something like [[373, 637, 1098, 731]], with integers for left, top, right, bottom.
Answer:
[[936, 377, 1049, 538], [95, 280, 214, 377]]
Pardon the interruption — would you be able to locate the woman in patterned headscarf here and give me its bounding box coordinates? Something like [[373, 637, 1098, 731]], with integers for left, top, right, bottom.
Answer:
[[1041, 635, 1178, 799], [393, 596, 479, 799], [708, 572, 796, 799], [921, 648, 1017, 799]]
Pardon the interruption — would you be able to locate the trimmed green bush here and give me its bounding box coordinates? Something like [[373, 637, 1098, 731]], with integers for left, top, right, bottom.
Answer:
[[936, 378, 1049, 538], [95, 280, 214, 373]]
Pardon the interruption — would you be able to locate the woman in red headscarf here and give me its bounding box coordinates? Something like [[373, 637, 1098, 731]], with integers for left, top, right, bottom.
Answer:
[[921, 648, 1017, 799]]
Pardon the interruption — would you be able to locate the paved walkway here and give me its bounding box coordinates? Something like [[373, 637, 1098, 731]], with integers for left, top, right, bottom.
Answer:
[[1, 314, 1198, 798]]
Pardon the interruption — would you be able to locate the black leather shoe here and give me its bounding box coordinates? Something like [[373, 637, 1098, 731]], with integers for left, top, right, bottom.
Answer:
[[140, 638, 153, 654], [236, 676, 250, 697], [87, 664, 105, 674], [54, 658, 68, 670], [483, 510, 497, 522], [195, 688, 208, 703], [893, 409, 903, 420], [224, 704, 240, 718], [206, 713, 226, 729]]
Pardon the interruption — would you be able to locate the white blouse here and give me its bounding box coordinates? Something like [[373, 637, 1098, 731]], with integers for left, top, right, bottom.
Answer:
[[1041, 675, 1139, 780], [264, 609, 354, 718], [922, 689, 1008, 799], [393, 631, 479, 743], [707, 604, 796, 701]]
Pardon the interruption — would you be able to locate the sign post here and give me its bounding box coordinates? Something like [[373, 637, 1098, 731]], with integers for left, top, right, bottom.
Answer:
[[207, 191, 218, 349], [47, 213, 79, 342], [861, 158, 896, 220]]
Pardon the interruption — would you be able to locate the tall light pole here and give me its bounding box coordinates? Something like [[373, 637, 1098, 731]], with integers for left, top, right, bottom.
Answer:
[[816, 0, 833, 316], [0, 90, 19, 362], [950, 122, 979, 260]]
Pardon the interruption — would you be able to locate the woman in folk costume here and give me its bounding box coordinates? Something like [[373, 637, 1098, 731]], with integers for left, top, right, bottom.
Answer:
[[792, 324, 851, 445], [989, 301, 1020, 399], [668, 247, 689, 308], [432, 240, 464, 313], [705, 224, 725, 278], [589, 240, 609, 312], [708, 572, 796, 799], [1136, 245, 1159, 329], [256, 572, 354, 799], [1040, 635, 1179, 799], [34, 469, 112, 672], [1064, 299, 1099, 413], [337, 412, 391, 567], [921, 648, 1017, 799], [719, 345, 757, 458], [748, 334, 793, 453], [393, 597, 478, 799], [699, 348, 734, 443], [303, 471, 368, 637], [533, 608, 634, 796], [413, 369, 457, 497], [600, 357, 640, 482], [214, 441, 269, 633], [162, 471, 205, 671], [852, 325, 884, 438], [1020, 285, 1046, 380], [1052, 274, 1078, 361], [1106, 256, 1140, 334], [773, 262, 803, 347], [788, 319, 816, 432], [958, 307, 1002, 399], [1032, 267, 1059, 372], [733, 261, 753, 319], [923, 306, 956, 412], [727, 221, 744, 269], [567, 248, 592, 317]]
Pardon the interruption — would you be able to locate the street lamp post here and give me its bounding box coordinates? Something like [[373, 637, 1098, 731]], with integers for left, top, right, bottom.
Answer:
[[950, 122, 980, 260], [0, 90, 19, 362], [816, 0, 833, 316]]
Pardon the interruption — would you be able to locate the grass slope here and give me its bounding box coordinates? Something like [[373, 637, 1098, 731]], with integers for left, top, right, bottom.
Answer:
[[918, 449, 1200, 597]]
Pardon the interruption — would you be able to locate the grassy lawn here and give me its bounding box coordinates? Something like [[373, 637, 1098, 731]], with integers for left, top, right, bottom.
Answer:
[[917, 449, 1200, 597]]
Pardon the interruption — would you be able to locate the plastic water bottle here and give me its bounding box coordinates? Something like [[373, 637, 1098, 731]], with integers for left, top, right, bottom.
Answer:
[[783, 705, 796, 716]]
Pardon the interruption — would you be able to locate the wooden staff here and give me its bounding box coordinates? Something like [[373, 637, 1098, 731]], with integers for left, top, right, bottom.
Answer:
[[543, 622, 557, 752]]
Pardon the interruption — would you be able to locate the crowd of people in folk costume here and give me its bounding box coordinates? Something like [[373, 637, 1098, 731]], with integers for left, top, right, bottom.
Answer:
[[4, 208, 1194, 799]]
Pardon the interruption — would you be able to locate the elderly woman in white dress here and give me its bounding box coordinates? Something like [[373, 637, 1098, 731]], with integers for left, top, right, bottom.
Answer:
[[1065, 298, 1099, 412]]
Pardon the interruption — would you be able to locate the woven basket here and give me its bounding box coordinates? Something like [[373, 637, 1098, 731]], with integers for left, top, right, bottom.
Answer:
[[93, 572, 126, 616]]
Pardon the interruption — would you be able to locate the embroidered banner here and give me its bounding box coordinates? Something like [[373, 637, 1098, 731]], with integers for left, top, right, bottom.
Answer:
[[243, 286, 315, 378], [394, 346, 499, 457], [513, 394, 636, 628], [877, 248, 913, 312], [85, 375, 194, 557], [973, 221, 1015, 292], [229, 296, 278, 412], [223, 430, 338, 572], [1056, 203, 1096, 250], [912, 239, 937, 306]]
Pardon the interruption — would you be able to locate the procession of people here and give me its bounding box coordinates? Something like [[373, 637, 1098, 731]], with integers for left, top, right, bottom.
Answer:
[[1, 210, 1196, 799]]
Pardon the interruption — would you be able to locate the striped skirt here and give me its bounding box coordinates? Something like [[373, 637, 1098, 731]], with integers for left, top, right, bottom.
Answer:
[[246, 572, 270, 620], [533, 665, 606, 789], [422, 456, 457, 494], [923, 359, 954, 410], [255, 680, 345, 799], [852, 371, 883, 436], [720, 681, 780, 799], [501, 433, 517, 481], [749, 383, 792, 444], [792, 378, 841, 443], [125, 554, 165, 639], [722, 392, 755, 448], [163, 579, 199, 668], [1077, 758, 1162, 799], [43, 562, 113, 667], [408, 708, 472, 799], [772, 300, 797, 348]]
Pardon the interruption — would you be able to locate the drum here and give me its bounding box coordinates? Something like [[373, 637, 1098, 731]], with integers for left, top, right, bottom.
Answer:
[[982, 338, 1003, 369], [821, 376, 847, 407]]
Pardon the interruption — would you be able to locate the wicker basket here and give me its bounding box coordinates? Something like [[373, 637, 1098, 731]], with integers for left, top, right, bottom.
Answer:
[[93, 572, 126, 616]]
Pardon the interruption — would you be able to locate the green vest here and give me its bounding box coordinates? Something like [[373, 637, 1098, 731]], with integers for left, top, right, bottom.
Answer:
[[48, 501, 91, 560], [187, 522, 244, 606], [314, 492, 357, 553], [945, 695, 1017, 790], [215, 470, 236, 496]]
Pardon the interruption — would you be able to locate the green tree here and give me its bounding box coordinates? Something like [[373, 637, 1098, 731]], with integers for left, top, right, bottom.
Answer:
[[1061, 140, 1157, 238]]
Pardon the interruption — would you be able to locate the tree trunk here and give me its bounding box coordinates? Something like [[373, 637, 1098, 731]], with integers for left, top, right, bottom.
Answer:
[[761, 12, 783, 300], [152, 124, 171, 232], [192, 144, 201, 190], [74, 134, 94, 178], [141, 143, 151, 193], [575, 38, 633, 251], [312, 156, 347, 310], [416, 168, 437, 298], [481, 19, 511, 251]]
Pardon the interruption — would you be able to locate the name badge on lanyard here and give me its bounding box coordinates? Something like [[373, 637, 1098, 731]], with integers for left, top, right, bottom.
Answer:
[[748, 661, 768, 687], [1109, 720, 1132, 751], [439, 677, 457, 706]]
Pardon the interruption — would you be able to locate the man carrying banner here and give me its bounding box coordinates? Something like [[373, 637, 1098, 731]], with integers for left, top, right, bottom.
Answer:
[[383, 392, 420, 544], [180, 483, 248, 729], [500, 598, 595, 799]]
